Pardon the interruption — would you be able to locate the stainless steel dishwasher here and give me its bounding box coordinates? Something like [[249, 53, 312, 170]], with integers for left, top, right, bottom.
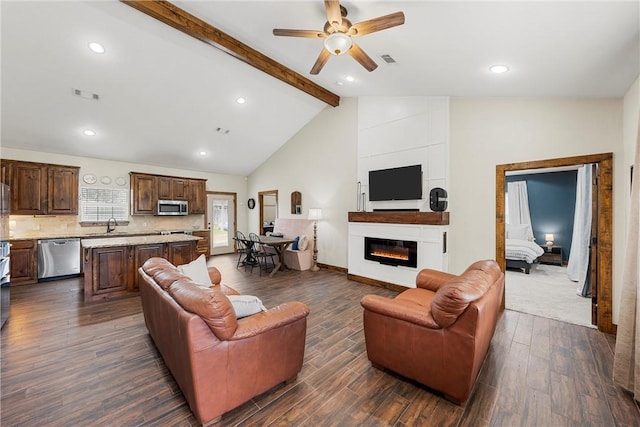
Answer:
[[37, 238, 81, 280]]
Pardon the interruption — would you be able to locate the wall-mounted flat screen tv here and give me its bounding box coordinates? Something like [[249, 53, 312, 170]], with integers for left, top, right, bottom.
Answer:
[[368, 164, 422, 201]]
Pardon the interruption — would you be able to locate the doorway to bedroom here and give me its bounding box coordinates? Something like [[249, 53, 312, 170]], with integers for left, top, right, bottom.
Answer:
[[496, 153, 614, 334]]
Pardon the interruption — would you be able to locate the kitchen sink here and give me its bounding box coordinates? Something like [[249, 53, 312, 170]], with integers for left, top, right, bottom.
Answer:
[[84, 231, 130, 237]]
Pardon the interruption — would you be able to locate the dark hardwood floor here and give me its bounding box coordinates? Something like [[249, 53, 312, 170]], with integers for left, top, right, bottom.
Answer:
[[1, 253, 639, 426]]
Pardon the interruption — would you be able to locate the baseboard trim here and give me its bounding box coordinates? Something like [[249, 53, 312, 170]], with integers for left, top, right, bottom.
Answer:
[[317, 263, 347, 274], [347, 274, 406, 293]]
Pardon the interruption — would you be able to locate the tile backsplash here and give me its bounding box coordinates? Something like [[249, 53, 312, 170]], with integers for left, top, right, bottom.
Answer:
[[10, 214, 206, 238]]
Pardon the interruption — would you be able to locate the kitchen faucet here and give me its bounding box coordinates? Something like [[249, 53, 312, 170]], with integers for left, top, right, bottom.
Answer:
[[106, 217, 117, 233]]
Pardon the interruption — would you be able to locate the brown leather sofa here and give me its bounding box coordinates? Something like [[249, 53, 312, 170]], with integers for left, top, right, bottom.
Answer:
[[138, 257, 310, 426], [360, 260, 504, 403]]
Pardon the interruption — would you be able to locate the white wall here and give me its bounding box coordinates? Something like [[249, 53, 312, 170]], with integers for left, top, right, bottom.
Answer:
[[247, 97, 358, 268], [2, 147, 248, 235], [449, 98, 624, 322]]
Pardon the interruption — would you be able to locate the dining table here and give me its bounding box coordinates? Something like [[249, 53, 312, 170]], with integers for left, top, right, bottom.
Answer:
[[258, 235, 295, 277]]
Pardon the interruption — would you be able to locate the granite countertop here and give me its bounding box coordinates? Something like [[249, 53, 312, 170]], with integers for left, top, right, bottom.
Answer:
[[81, 234, 201, 249], [9, 229, 210, 241]]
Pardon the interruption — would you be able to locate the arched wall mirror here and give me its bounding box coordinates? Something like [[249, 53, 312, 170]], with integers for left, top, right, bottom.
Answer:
[[258, 189, 278, 235]]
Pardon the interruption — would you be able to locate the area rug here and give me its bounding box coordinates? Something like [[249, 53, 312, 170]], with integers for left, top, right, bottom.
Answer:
[[505, 263, 594, 328]]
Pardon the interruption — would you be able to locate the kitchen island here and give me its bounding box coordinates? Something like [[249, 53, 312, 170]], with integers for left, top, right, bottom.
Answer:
[[82, 234, 201, 302]]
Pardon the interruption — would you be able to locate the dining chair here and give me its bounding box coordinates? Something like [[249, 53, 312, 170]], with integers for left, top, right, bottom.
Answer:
[[248, 233, 276, 276], [234, 231, 252, 269]]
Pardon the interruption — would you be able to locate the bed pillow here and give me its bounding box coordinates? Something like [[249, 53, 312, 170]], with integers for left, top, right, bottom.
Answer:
[[298, 235, 309, 250], [177, 255, 212, 289], [228, 295, 267, 318], [507, 224, 533, 241]]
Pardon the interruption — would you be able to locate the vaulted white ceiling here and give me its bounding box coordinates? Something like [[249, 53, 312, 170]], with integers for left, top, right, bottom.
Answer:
[[2, 1, 638, 176]]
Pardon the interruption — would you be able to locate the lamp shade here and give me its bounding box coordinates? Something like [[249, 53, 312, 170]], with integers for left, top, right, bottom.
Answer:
[[308, 208, 323, 221], [324, 32, 352, 55], [545, 234, 554, 245]]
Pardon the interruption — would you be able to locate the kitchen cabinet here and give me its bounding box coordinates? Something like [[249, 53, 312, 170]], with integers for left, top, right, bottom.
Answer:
[[188, 179, 206, 214], [130, 172, 206, 216], [82, 235, 198, 302], [133, 243, 164, 290], [130, 173, 157, 215], [10, 239, 38, 285], [47, 166, 78, 214], [167, 240, 196, 266], [158, 177, 188, 201], [4, 160, 78, 215], [85, 246, 131, 301], [192, 230, 210, 258]]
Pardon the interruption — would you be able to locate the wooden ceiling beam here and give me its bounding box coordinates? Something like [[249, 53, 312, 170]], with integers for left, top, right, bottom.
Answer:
[[121, 0, 340, 107]]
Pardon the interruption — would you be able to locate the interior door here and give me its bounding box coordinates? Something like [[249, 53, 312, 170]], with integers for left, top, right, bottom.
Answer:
[[590, 164, 599, 325], [207, 194, 236, 255]]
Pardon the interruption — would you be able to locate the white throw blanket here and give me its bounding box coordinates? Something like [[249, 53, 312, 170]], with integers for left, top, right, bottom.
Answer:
[[506, 239, 544, 264]]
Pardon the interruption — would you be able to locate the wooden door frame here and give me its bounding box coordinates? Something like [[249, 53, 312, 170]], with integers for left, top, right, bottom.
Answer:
[[205, 191, 237, 252], [258, 189, 278, 235], [496, 153, 614, 334]]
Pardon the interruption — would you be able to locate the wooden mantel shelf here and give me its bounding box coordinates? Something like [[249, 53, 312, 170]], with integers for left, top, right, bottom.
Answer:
[[348, 211, 449, 225]]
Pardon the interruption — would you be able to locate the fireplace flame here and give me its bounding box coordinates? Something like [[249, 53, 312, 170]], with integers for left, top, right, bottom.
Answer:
[[370, 250, 409, 261]]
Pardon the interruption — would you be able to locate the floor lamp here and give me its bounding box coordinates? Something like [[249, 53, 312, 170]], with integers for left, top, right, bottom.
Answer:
[[308, 208, 322, 272]]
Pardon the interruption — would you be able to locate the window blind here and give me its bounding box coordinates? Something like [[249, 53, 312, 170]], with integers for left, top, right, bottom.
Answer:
[[80, 187, 129, 222]]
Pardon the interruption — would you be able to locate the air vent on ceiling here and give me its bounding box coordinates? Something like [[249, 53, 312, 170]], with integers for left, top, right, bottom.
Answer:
[[73, 89, 100, 100], [380, 54, 397, 64]]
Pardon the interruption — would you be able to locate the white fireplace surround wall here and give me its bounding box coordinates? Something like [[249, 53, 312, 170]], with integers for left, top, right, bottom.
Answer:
[[348, 222, 448, 288], [357, 96, 449, 213]]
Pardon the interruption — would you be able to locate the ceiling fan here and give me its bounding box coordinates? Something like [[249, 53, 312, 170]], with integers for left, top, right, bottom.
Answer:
[[273, 0, 405, 75]]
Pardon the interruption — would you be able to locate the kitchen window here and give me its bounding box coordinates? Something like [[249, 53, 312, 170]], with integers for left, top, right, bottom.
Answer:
[[80, 187, 129, 223]]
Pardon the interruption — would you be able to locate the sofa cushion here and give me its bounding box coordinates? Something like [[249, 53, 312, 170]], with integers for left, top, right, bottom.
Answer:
[[431, 261, 500, 328], [298, 235, 309, 251], [177, 255, 212, 288], [228, 295, 267, 318], [168, 279, 237, 340]]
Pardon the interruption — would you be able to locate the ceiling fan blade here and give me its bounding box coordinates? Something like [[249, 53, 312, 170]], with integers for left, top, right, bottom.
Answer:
[[273, 29, 326, 38], [348, 11, 405, 36], [324, 0, 342, 29], [348, 42, 378, 72], [310, 48, 331, 75]]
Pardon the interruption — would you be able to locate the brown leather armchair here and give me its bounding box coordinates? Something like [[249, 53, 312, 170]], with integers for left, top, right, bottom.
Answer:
[[361, 260, 504, 403], [139, 257, 310, 426]]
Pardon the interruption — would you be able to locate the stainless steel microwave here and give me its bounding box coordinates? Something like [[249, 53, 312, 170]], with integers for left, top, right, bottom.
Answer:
[[157, 200, 188, 216]]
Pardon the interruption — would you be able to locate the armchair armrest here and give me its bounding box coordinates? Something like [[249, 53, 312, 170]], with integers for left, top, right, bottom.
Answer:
[[361, 295, 440, 329], [208, 267, 222, 285], [230, 301, 310, 340], [416, 269, 457, 292]]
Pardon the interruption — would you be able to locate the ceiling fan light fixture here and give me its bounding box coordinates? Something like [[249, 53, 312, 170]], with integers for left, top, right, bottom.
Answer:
[[324, 32, 352, 56]]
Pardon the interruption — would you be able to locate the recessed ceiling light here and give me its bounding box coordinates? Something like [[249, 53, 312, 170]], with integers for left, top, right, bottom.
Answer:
[[88, 42, 105, 54], [345, 76, 355, 82], [489, 64, 509, 74], [83, 129, 96, 136], [336, 81, 344, 86], [236, 97, 246, 104], [199, 151, 207, 156]]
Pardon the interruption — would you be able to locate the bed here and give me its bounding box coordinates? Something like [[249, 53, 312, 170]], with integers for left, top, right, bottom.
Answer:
[[505, 224, 544, 274], [506, 238, 544, 274]]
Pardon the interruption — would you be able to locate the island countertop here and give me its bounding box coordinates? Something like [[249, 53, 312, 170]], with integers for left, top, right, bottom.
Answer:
[[81, 234, 201, 249]]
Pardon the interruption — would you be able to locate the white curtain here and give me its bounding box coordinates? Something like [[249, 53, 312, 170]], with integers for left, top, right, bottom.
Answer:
[[567, 165, 592, 296], [507, 181, 534, 240], [613, 114, 640, 399]]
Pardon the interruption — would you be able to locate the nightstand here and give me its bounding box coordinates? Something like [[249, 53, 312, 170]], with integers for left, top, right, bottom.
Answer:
[[540, 245, 563, 266]]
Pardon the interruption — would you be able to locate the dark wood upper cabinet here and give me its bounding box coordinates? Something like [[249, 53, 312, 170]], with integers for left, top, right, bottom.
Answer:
[[47, 166, 79, 214], [4, 160, 78, 215], [130, 173, 157, 215], [157, 177, 188, 201], [188, 179, 206, 214], [11, 162, 46, 215]]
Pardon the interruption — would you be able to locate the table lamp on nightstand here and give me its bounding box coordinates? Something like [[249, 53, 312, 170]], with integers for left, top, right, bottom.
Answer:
[[545, 234, 554, 246]]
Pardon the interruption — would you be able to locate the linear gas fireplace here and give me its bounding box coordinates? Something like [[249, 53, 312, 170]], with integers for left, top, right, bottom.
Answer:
[[364, 237, 418, 268]]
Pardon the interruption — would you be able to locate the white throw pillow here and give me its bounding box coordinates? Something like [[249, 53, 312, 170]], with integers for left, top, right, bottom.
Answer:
[[506, 224, 533, 241], [177, 255, 212, 289], [228, 295, 267, 318], [298, 235, 309, 251]]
